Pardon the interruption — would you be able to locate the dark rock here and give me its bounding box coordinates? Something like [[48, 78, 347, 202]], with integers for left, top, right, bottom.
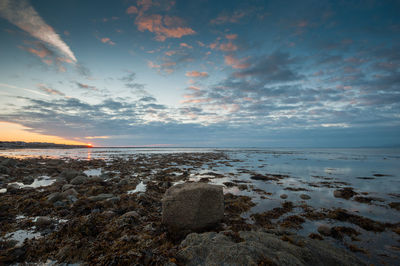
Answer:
[[70, 175, 88, 185], [22, 176, 34, 185], [35, 216, 53, 228], [280, 194, 288, 199], [0, 165, 10, 174], [333, 187, 357, 200], [121, 211, 140, 219], [0, 158, 17, 167], [61, 188, 78, 197], [59, 169, 80, 182], [317, 225, 331, 236], [62, 184, 74, 191], [7, 183, 20, 193], [88, 193, 114, 202], [162, 183, 224, 231], [300, 194, 311, 200], [178, 231, 365, 266], [47, 192, 63, 203]]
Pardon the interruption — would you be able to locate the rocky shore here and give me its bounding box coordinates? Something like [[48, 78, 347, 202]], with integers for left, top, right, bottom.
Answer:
[[0, 153, 398, 265]]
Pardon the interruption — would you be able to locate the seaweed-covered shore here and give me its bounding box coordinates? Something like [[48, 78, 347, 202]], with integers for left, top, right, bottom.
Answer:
[[0, 152, 399, 265]]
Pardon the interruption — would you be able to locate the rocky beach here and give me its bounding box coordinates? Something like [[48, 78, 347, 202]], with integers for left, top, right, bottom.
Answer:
[[0, 148, 399, 265]]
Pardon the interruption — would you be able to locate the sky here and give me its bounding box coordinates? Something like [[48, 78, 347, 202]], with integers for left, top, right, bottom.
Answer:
[[0, 0, 399, 147]]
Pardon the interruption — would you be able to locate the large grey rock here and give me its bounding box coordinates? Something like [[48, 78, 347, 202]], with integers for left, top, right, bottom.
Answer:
[[178, 231, 365, 266], [162, 182, 224, 231]]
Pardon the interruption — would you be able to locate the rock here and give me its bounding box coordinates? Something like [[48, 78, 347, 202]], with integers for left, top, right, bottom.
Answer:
[[0, 158, 17, 167], [106, 196, 120, 204], [7, 183, 20, 193], [300, 194, 311, 200], [162, 183, 224, 231], [333, 187, 357, 200], [47, 192, 63, 203], [62, 184, 74, 191], [102, 210, 116, 218], [59, 169, 80, 182], [61, 188, 78, 197], [70, 175, 88, 185], [121, 211, 140, 219], [36, 216, 53, 228], [0, 165, 10, 174], [178, 231, 365, 266], [317, 225, 332, 236], [88, 193, 114, 202], [280, 194, 288, 199], [22, 176, 34, 185], [53, 201, 67, 207]]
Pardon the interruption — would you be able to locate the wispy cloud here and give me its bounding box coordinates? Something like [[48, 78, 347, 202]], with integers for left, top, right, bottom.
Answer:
[[0, 82, 49, 97], [37, 84, 65, 97], [0, 0, 77, 62], [76, 82, 98, 91]]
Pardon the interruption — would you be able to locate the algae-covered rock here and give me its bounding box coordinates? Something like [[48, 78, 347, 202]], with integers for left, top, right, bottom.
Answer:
[[162, 182, 224, 231]]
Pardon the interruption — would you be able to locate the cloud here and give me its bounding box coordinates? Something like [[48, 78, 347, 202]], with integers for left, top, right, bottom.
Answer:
[[0, 0, 77, 62], [185, 71, 209, 78], [84, 136, 110, 139], [126, 6, 138, 14], [225, 34, 238, 40], [224, 55, 250, 69], [37, 84, 65, 96], [76, 82, 98, 91], [219, 42, 238, 52], [180, 42, 192, 49], [135, 14, 195, 41], [210, 10, 247, 25], [120, 72, 147, 94], [101, 37, 116, 45]]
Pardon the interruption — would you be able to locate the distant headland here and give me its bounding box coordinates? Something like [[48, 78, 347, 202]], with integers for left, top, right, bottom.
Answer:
[[0, 141, 91, 149]]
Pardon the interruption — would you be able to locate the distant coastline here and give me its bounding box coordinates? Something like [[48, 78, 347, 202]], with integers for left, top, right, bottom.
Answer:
[[0, 141, 90, 150]]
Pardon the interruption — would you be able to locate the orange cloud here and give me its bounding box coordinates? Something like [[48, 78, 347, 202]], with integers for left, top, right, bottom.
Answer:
[[101, 37, 116, 45], [0, 121, 85, 145], [185, 71, 209, 78], [164, 50, 176, 56], [224, 55, 250, 69], [180, 42, 193, 48], [26, 47, 49, 58], [225, 34, 238, 40], [219, 42, 238, 52], [135, 14, 195, 41], [126, 6, 138, 14]]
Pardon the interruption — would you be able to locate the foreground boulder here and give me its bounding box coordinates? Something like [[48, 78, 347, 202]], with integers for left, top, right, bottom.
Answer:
[[178, 230, 365, 266], [162, 182, 224, 231]]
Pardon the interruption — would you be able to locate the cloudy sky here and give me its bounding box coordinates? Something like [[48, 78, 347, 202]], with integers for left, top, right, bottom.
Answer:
[[0, 0, 399, 147]]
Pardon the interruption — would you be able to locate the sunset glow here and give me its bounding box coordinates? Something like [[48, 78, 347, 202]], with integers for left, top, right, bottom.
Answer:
[[0, 121, 86, 145]]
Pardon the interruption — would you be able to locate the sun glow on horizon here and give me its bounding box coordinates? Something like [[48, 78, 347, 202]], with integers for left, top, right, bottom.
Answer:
[[0, 121, 87, 145]]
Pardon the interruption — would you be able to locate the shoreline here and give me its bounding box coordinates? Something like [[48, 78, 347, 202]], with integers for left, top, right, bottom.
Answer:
[[0, 153, 399, 265]]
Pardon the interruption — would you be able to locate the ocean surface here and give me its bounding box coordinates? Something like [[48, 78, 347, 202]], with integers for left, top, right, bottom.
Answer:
[[1, 147, 400, 263]]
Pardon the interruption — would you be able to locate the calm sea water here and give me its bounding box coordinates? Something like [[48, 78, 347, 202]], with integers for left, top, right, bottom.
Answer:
[[1, 147, 400, 263]]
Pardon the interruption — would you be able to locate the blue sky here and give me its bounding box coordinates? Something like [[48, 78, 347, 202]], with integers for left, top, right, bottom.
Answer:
[[0, 0, 399, 147]]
